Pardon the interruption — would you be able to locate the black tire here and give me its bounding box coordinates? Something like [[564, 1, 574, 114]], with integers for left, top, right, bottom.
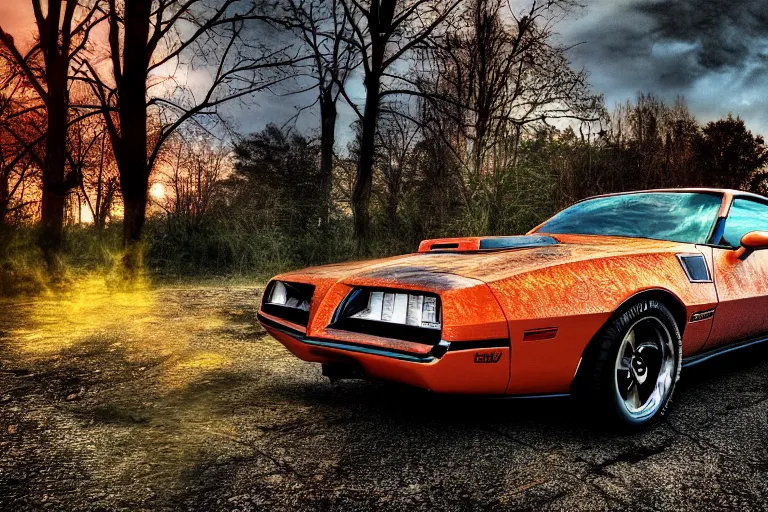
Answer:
[[575, 300, 682, 431]]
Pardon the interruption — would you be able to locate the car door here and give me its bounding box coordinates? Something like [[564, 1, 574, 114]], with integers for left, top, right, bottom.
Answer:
[[705, 198, 768, 350]]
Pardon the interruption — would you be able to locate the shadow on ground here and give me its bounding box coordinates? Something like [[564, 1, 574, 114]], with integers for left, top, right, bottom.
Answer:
[[0, 279, 767, 511]]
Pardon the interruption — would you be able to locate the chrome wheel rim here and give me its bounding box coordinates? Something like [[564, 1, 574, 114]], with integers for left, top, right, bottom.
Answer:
[[614, 317, 676, 420]]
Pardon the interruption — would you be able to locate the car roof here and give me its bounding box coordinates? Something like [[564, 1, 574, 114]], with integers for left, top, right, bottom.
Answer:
[[580, 188, 768, 206]]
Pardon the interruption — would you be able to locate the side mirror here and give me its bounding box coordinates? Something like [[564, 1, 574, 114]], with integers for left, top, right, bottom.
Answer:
[[736, 231, 768, 259]]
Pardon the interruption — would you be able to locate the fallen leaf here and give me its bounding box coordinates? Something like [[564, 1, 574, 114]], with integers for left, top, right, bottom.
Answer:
[[7, 425, 18, 434]]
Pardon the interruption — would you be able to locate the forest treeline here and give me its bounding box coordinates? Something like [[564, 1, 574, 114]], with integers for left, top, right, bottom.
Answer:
[[1, 0, 767, 291], [149, 98, 765, 276]]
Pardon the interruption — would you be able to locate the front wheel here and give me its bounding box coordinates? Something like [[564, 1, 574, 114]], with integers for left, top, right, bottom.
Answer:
[[578, 300, 682, 430]]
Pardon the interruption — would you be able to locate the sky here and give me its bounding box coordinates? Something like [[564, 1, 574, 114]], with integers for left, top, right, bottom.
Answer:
[[2, 0, 768, 140], [558, 0, 768, 136]]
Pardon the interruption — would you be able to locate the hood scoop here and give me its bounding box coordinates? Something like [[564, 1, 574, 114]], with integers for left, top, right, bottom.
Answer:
[[418, 235, 559, 253]]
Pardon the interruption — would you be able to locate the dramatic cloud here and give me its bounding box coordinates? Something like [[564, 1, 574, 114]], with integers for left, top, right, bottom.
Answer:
[[2, 0, 767, 139], [560, 0, 768, 135]]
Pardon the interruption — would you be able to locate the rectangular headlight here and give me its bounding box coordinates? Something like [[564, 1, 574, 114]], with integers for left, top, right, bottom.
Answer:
[[261, 280, 315, 326], [266, 281, 311, 311], [343, 289, 442, 330]]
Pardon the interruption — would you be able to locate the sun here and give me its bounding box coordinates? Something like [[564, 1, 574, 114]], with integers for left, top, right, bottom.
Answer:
[[150, 182, 166, 200]]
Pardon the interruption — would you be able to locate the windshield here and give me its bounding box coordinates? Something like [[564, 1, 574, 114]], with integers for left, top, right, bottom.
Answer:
[[536, 192, 722, 244]]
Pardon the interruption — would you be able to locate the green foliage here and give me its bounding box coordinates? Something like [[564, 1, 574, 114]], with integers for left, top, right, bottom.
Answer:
[[233, 124, 331, 236], [63, 224, 124, 269], [140, 124, 350, 278], [362, 102, 768, 245], [694, 115, 768, 190]]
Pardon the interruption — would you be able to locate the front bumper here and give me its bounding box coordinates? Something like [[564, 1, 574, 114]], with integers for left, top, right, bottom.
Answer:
[[258, 312, 510, 394]]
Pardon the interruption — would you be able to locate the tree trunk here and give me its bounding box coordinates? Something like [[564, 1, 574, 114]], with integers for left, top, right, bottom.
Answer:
[[0, 168, 9, 225], [39, 66, 68, 268], [352, 2, 389, 250], [319, 89, 336, 225], [114, 0, 152, 272], [386, 186, 398, 229], [97, 181, 114, 230], [94, 131, 106, 230], [121, 171, 149, 270], [352, 70, 381, 246]]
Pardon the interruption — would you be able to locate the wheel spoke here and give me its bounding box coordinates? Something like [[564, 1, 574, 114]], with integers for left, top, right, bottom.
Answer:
[[637, 375, 655, 404], [626, 383, 642, 410], [614, 316, 676, 419], [618, 356, 632, 372], [638, 341, 663, 377], [625, 329, 637, 352], [616, 369, 633, 395]]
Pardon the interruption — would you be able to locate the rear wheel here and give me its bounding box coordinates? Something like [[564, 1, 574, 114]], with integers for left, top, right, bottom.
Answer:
[[579, 300, 682, 430]]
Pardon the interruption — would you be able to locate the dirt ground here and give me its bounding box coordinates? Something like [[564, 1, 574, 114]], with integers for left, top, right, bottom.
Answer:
[[1, 279, 767, 511]]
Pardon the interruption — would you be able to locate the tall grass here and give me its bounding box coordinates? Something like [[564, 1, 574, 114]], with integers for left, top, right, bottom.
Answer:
[[144, 213, 360, 279], [0, 215, 365, 296], [0, 226, 49, 296]]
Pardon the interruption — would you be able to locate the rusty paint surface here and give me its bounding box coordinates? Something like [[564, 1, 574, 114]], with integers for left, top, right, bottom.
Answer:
[[261, 234, 718, 395], [258, 188, 768, 396], [265, 326, 511, 394], [705, 247, 768, 350]]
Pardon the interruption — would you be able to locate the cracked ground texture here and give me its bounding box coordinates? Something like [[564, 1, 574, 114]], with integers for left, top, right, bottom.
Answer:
[[1, 278, 767, 511]]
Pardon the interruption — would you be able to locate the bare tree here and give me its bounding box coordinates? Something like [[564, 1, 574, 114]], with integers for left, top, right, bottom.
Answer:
[[0, 52, 45, 225], [64, 108, 119, 229], [414, 0, 602, 232], [0, 0, 101, 265], [86, 131, 119, 230], [157, 133, 229, 230], [338, 0, 462, 245], [374, 108, 419, 228], [426, 0, 602, 178], [82, 0, 300, 269], [281, 0, 358, 224]]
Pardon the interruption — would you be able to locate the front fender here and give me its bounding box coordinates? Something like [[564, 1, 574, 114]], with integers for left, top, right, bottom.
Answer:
[[486, 252, 718, 395]]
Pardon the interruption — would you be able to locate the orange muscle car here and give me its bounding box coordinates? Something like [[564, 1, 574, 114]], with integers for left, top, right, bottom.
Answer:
[[257, 189, 768, 428]]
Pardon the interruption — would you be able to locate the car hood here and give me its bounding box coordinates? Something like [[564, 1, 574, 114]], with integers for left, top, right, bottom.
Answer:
[[278, 234, 696, 291]]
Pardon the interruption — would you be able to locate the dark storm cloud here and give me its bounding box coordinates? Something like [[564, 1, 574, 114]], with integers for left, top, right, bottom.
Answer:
[[636, 0, 768, 72], [223, 0, 768, 140], [561, 0, 768, 135]]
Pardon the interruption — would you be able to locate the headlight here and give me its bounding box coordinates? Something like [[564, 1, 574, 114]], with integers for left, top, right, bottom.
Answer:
[[266, 281, 311, 311], [338, 289, 442, 330], [261, 280, 315, 326]]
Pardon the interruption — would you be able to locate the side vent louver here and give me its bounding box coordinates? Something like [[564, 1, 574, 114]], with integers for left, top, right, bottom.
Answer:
[[677, 254, 711, 283]]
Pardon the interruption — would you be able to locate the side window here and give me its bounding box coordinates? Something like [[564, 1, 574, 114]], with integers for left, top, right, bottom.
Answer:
[[721, 199, 768, 247]]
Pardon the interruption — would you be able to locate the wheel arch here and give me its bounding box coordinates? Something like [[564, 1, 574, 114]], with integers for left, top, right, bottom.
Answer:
[[613, 288, 688, 336], [571, 287, 687, 393]]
